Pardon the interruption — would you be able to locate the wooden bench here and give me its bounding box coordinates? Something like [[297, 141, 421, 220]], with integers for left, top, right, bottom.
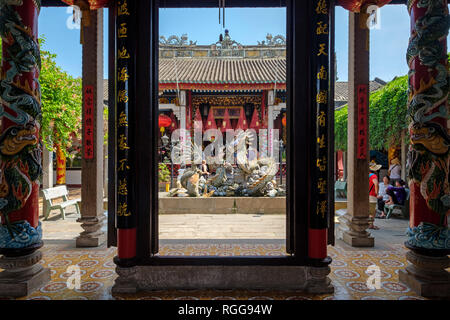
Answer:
[[41, 185, 81, 220]]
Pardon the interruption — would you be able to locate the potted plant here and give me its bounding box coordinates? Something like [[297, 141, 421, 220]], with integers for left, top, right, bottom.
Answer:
[[158, 163, 171, 192]]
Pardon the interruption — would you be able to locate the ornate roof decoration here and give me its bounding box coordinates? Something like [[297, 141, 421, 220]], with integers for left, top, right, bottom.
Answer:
[[211, 29, 242, 50], [159, 34, 197, 46], [257, 34, 286, 46]]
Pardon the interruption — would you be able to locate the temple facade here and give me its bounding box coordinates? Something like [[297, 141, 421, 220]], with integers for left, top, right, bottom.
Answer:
[[157, 30, 287, 159]]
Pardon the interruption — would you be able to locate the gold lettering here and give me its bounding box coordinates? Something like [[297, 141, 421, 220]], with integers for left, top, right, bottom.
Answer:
[[318, 43, 328, 56], [317, 66, 327, 80], [118, 179, 128, 196], [118, 67, 129, 83], [318, 178, 327, 194], [118, 0, 130, 16], [118, 46, 130, 59], [317, 134, 326, 148], [316, 200, 327, 217], [118, 23, 128, 38], [318, 111, 326, 127], [119, 111, 128, 127], [118, 158, 130, 171], [118, 134, 130, 150], [316, 21, 329, 35], [118, 202, 131, 217], [118, 90, 129, 103], [316, 90, 328, 104], [316, 156, 327, 171], [316, 0, 328, 15]]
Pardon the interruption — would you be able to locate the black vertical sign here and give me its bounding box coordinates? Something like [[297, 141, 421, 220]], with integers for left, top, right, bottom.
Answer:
[[116, 0, 136, 229], [311, 0, 330, 229]]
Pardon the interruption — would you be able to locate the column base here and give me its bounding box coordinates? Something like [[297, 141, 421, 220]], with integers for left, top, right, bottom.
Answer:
[[399, 249, 450, 298], [342, 231, 374, 247], [339, 214, 374, 247], [0, 249, 51, 298], [111, 264, 334, 294], [76, 215, 106, 248], [112, 265, 138, 294]]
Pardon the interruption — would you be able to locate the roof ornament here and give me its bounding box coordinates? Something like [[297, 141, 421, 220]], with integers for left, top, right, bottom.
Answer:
[[258, 34, 286, 46], [212, 29, 242, 50], [159, 34, 197, 47]]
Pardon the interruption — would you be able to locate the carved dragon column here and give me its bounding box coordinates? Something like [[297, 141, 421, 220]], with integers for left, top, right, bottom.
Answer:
[[398, 0, 449, 297], [0, 0, 50, 297]]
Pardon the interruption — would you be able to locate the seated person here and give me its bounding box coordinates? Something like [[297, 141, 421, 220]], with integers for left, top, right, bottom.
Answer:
[[377, 175, 390, 218], [386, 180, 407, 206]]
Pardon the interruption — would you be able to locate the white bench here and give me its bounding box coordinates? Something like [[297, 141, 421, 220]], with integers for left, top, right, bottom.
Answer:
[[41, 185, 80, 220]]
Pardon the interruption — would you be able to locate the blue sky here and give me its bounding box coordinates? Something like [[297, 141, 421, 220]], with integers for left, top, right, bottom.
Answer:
[[38, 5, 449, 82]]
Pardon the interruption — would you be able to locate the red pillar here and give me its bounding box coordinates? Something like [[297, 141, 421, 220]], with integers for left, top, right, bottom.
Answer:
[[0, 0, 41, 234], [406, 0, 449, 248]]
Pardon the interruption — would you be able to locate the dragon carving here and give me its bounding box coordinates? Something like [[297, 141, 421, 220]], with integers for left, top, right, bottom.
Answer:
[[405, 0, 449, 249], [0, 0, 42, 247]]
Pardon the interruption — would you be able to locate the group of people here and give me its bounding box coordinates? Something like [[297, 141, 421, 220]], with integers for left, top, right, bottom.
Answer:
[[368, 157, 407, 230]]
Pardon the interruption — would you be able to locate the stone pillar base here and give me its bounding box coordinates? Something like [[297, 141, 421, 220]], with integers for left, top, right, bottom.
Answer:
[[0, 250, 51, 297], [112, 264, 334, 294], [342, 231, 374, 247], [340, 214, 374, 247], [399, 250, 450, 298], [112, 266, 138, 294], [76, 214, 106, 248]]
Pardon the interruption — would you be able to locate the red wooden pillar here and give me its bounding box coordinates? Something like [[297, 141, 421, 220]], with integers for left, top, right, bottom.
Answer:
[[405, 0, 449, 248], [0, 0, 41, 236]]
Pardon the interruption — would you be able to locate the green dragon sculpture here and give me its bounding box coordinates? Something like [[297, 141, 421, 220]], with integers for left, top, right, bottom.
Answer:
[[0, 0, 42, 245]]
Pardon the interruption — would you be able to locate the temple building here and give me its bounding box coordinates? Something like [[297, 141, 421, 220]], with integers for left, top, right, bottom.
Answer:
[[157, 30, 287, 155]]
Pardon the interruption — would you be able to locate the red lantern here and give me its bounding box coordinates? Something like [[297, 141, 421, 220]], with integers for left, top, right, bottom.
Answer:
[[282, 114, 286, 127], [338, 0, 392, 12], [61, 0, 111, 10], [158, 114, 172, 128]]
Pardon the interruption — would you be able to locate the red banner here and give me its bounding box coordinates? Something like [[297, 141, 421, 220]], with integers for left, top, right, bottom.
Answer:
[[357, 84, 368, 160], [84, 85, 94, 159]]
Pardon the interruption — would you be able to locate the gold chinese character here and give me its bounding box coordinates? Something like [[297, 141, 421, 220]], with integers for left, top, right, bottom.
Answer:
[[316, 21, 329, 35], [118, 202, 131, 217], [118, 179, 128, 196], [318, 43, 328, 56], [316, 90, 327, 104], [316, 0, 328, 15], [118, 158, 130, 171], [318, 178, 327, 194], [317, 66, 327, 80], [118, 46, 130, 59], [316, 200, 327, 217], [318, 111, 326, 126], [118, 67, 129, 82], [317, 134, 326, 148], [317, 156, 327, 171], [118, 134, 130, 150], [118, 89, 129, 103], [118, 23, 128, 38], [119, 111, 128, 127], [118, 0, 130, 16]]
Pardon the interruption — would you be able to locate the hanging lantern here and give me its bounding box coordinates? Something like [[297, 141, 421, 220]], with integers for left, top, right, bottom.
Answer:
[[158, 114, 172, 128], [282, 114, 286, 127], [338, 0, 392, 12]]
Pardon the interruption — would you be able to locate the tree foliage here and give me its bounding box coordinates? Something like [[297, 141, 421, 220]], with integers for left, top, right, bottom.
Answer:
[[39, 38, 82, 155], [334, 75, 409, 151]]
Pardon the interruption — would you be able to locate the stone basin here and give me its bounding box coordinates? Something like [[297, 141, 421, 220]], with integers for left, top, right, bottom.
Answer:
[[159, 193, 286, 214]]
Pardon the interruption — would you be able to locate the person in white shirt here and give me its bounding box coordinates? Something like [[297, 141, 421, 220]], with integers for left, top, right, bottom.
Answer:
[[388, 157, 401, 186], [377, 175, 391, 218]]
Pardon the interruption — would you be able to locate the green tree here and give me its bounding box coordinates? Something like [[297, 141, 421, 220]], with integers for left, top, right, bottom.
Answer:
[[335, 75, 409, 151]]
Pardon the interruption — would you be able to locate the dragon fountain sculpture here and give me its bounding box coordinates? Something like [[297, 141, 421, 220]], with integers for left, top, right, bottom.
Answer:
[[0, 0, 43, 249], [405, 0, 450, 250], [169, 130, 285, 198]]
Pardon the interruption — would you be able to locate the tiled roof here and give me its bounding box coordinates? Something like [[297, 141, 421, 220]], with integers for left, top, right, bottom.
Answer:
[[335, 78, 386, 102], [159, 58, 286, 84]]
